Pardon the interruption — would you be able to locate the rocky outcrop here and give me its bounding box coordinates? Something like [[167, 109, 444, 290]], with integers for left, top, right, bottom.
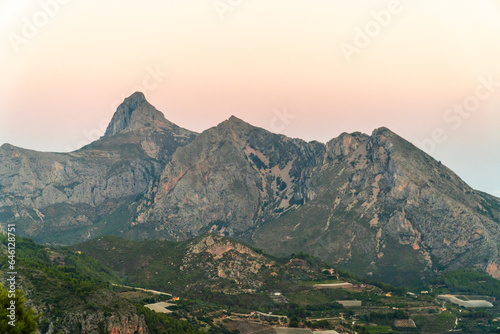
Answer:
[[181, 235, 274, 289], [40, 308, 149, 334]]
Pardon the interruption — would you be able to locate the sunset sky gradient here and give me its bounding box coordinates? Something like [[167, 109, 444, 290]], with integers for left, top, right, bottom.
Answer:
[[1, 0, 499, 196]]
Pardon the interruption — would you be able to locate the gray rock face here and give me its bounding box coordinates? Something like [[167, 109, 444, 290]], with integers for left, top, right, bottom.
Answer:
[[104, 91, 172, 137], [253, 128, 500, 284], [42, 306, 149, 334], [0, 93, 196, 244], [1, 93, 499, 283], [134, 116, 325, 240]]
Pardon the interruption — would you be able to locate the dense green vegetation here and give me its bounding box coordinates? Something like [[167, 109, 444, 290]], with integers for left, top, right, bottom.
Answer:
[[0, 283, 40, 334], [0, 235, 120, 307], [413, 312, 457, 333], [358, 310, 409, 325], [433, 268, 500, 297], [354, 325, 396, 334], [135, 304, 205, 334], [0, 234, 140, 333], [184, 288, 274, 313]]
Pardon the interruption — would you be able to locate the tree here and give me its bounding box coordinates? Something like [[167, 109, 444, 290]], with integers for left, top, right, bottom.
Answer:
[[289, 315, 299, 328], [0, 283, 40, 334]]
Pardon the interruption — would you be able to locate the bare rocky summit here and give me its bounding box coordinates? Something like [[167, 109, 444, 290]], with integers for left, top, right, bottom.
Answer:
[[1, 93, 499, 284], [103, 91, 176, 137]]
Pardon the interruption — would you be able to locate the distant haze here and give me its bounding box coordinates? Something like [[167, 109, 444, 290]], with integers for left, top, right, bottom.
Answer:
[[1, 0, 499, 196]]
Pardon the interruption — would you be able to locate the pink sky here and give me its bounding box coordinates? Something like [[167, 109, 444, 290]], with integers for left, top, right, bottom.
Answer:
[[1, 0, 499, 196]]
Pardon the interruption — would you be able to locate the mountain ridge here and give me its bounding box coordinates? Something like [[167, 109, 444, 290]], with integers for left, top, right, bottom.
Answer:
[[1, 92, 499, 284]]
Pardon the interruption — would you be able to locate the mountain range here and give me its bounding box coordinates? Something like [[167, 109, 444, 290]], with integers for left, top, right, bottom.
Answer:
[[1, 92, 499, 284]]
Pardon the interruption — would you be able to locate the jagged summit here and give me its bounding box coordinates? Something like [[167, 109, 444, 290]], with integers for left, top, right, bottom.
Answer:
[[215, 115, 272, 136], [103, 92, 172, 137], [227, 115, 245, 123], [221, 115, 253, 127], [200, 115, 260, 141], [372, 126, 396, 137], [125, 91, 146, 103]]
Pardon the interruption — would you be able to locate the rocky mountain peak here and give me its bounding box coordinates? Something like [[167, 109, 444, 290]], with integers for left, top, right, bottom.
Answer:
[[227, 115, 245, 123], [200, 115, 257, 142], [372, 126, 396, 138], [126, 91, 146, 104], [103, 92, 172, 137], [326, 131, 369, 158], [220, 115, 253, 129]]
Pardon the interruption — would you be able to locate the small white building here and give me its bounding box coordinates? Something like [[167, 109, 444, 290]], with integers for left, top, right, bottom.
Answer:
[[438, 295, 494, 308]]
